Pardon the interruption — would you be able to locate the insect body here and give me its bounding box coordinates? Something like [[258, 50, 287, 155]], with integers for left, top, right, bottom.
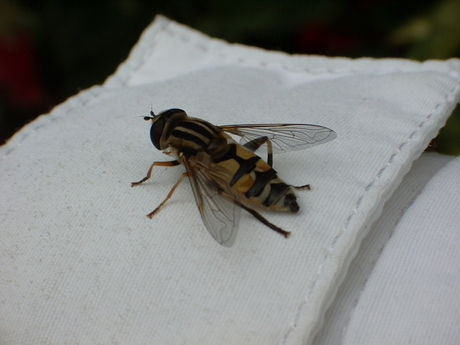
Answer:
[[132, 108, 336, 246]]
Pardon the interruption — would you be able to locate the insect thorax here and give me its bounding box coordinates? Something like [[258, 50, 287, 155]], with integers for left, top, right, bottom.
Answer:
[[166, 117, 227, 155]]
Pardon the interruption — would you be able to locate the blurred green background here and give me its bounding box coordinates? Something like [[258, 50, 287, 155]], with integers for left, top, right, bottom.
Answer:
[[1, 0, 459, 154]]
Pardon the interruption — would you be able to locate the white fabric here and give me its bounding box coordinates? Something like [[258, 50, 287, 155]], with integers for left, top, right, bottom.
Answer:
[[341, 152, 460, 345], [313, 152, 460, 344], [1, 15, 459, 344]]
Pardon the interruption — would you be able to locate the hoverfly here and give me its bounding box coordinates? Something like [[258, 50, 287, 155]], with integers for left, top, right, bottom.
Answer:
[[132, 108, 336, 246]]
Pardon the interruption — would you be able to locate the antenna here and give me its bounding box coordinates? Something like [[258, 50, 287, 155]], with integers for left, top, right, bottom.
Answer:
[[143, 103, 156, 121]]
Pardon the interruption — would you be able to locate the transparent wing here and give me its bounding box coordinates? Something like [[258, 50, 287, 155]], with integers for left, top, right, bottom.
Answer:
[[220, 123, 337, 154], [183, 155, 241, 247]]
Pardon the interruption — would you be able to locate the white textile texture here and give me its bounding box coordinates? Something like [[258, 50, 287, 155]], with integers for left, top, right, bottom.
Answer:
[[340, 153, 460, 345], [1, 15, 460, 345], [313, 152, 460, 345]]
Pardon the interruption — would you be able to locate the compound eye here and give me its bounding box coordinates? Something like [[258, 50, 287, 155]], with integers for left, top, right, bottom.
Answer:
[[150, 117, 165, 150]]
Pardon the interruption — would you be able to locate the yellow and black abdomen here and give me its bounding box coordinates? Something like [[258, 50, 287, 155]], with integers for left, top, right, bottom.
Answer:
[[212, 142, 299, 213]]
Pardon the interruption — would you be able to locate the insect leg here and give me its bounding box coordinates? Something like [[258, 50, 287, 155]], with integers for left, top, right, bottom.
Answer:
[[243, 136, 274, 167], [131, 160, 180, 187], [293, 184, 311, 190], [146, 172, 189, 218], [239, 203, 290, 238], [216, 189, 290, 238]]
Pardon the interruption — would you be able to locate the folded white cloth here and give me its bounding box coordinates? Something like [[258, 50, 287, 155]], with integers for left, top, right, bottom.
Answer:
[[314, 152, 460, 345], [1, 15, 459, 344]]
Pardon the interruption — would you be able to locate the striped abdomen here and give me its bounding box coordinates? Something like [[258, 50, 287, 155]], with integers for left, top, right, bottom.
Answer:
[[212, 141, 299, 213]]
